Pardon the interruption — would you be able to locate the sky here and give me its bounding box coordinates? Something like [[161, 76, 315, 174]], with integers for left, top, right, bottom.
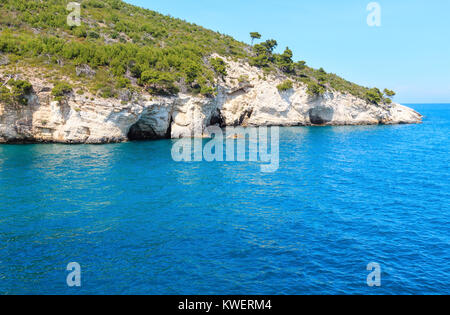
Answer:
[[126, 0, 450, 103]]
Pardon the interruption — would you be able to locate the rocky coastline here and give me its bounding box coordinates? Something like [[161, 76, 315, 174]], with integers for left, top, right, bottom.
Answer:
[[0, 57, 422, 144]]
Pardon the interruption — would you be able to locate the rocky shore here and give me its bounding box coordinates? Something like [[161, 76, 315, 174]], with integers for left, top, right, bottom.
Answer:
[[0, 57, 422, 144]]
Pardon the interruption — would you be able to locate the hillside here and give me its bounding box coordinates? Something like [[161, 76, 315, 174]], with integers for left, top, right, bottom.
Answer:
[[0, 0, 393, 104]]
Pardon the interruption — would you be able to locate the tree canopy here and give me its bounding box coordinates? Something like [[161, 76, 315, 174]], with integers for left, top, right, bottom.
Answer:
[[250, 32, 262, 45], [0, 0, 393, 104]]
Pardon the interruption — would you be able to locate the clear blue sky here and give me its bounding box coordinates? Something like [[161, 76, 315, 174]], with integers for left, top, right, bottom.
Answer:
[[126, 0, 450, 103]]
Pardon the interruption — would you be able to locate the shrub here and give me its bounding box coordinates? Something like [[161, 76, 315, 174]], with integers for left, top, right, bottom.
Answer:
[[139, 70, 179, 95], [250, 32, 262, 45], [200, 85, 216, 97], [52, 82, 72, 101], [9, 79, 33, 93], [277, 80, 293, 92], [0, 86, 13, 104], [306, 81, 326, 96], [5, 79, 33, 105], [85, 0, 105, 8], [88, 31, 100, 39], [365, 88, 383, 104], [366, 88, 383, 104], [210, 57, 227, 77], [250, 39, 278, 68], [275, 47, 294, 73], [182, 61, 201, 84], [383, 89, 396, 104], [99, 86, 116, 98], [73, 26, 87, 38], [115, 77, 131, 89], [0, 0, 388, 101], [383, 88, 396, 98], [295, 61, 306, 71]]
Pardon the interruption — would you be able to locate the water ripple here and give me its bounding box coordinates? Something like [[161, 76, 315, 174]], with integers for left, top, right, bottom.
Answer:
[[0, 104, 449, 294]]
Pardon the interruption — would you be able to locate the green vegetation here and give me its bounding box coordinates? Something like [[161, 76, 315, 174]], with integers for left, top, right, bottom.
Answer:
[[0, 86, 11, 104], [277, 80, 293, 92], [210, 57, 227, 77], [139, 70, 179, 96], [383, 88, 396, 98], [275, 47, 294, 74], [305, 80, 326, 96], [365, 88, 383, 104], [0, 0, 246, 98], [382, 89, 396, 105], [52, 82, 72, 101], [0, 79, 33, 105], [250, 32, 261, 45], [250, 39, 278, 68], [0, 0, 393, 104]]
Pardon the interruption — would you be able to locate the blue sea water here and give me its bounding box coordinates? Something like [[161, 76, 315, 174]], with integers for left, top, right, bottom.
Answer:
[[0, 104, 448, 295]]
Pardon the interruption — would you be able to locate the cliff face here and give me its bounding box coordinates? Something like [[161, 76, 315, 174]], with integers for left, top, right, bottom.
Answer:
[[0, 57, 422, 144]]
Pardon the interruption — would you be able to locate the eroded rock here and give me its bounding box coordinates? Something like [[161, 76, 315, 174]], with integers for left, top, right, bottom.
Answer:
[[0, 57, 423, 143]]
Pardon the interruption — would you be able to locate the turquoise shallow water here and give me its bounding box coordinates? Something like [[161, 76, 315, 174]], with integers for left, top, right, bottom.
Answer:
[[0, 104, 449, 295]]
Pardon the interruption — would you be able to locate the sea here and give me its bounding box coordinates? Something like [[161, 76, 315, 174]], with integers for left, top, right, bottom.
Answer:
[[0, 104, 448, 295]]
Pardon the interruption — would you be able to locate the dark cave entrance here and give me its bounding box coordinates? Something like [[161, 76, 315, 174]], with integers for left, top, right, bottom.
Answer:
[[127, 116, 172, 141], [308, 107, 334, 125]]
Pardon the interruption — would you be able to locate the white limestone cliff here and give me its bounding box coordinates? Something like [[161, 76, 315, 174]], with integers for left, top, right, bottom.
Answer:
[[0, 57, 422, 143]]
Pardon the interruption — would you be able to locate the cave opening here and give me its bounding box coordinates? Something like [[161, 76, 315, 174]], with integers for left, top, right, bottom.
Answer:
[[209, 109, 225, 127], [127, 116, 173, 141], [308, 107, 334, 125]]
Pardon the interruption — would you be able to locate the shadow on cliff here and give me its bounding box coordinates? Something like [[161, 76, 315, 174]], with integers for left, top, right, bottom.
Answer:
[[308, 106, 334, 125]]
